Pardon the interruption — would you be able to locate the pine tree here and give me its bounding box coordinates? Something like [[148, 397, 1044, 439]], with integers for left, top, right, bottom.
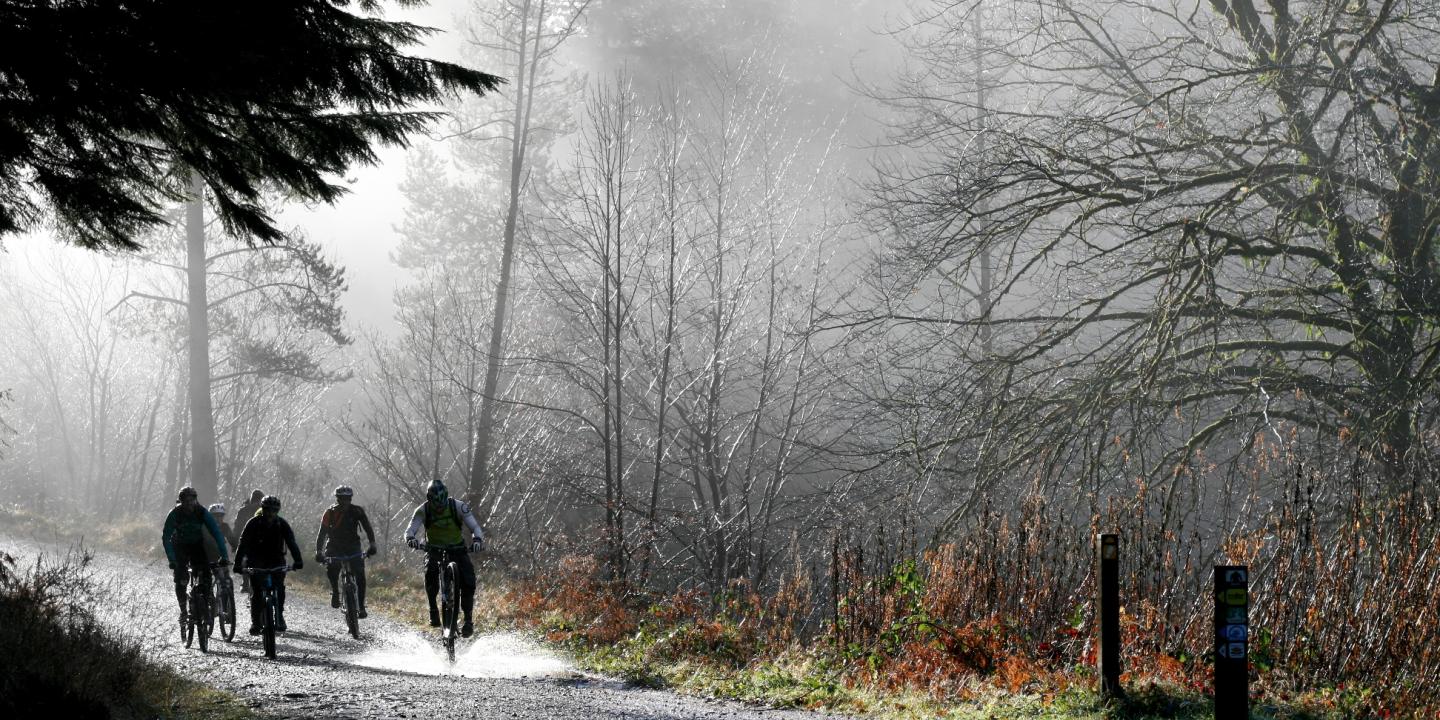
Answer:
[[0, 0, 503, 250]]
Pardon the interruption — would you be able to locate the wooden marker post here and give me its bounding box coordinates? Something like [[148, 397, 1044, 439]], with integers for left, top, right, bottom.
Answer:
[[1214, 565, 1249, 719], [1098, 533, 1123, 699]]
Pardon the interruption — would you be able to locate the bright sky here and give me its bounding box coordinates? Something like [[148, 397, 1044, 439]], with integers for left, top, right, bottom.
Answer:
[[279, 0, 472, 338]]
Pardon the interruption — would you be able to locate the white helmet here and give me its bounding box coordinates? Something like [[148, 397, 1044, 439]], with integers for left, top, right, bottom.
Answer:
[[208, 503, 226, 516]]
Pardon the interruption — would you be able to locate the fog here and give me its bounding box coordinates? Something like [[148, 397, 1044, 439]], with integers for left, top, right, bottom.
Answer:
[[2, 0, 1434, 607]]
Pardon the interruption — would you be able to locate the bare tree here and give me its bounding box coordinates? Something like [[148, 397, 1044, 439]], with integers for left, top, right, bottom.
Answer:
[[854, 0, 1440, 531], [530, 75, 650, 578], [453, 0, 590, 513]]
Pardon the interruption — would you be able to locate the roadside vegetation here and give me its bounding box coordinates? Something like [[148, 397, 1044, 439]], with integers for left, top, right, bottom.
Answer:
[[0, 537, 254, 719], [0, 477, 1424, 720], [476, 468, 1427, 720], [277, 481, 1419, 718]]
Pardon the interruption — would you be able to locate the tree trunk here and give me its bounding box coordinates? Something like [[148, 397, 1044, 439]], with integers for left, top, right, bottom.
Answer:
[[642, 108, 682, 584], [186, 171, 219, 503], [468, 0, 543, 516]]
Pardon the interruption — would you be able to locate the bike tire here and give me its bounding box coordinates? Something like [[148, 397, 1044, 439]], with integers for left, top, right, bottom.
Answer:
[[196, 591, 211, 653], [343, 571, 359, 639], [182, 613, 195, 648], [262, 593, 277, 659], [443, 562, 459, 663], [219, 583, 237, 642]]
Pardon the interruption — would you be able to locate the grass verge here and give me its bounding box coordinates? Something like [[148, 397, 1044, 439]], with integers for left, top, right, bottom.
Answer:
[[0, 508, 256, 719], [0, 505, 1385, 719]]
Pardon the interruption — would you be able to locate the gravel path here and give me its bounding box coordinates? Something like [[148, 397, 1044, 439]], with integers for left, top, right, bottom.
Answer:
[[3, 533, 851, 720]]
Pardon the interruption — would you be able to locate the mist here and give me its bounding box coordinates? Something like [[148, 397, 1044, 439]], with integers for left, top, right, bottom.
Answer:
[[4, 0, 1439, 713]]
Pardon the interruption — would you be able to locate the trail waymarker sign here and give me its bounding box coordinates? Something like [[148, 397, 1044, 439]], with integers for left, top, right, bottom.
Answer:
[[1214, 565, 1249, 719], [1097, 534, 1122, 699]]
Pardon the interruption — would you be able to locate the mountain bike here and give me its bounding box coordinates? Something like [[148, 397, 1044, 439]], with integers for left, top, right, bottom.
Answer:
[[243, 565, 291, 659], [325, 552, 366, 639], [181, 561, 223, 652], [212, 566, 238, 642], [414, 542, 468, 662]]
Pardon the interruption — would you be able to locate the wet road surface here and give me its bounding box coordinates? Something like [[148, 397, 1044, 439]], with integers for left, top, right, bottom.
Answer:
[[3, 533, 849, 720]]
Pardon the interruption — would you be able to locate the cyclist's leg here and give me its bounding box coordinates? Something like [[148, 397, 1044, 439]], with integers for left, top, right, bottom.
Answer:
[[457, 553, 477, 633], [326, 559, 341, 606], [178, 543, 208, 615], [173, 552, 191, 615], [424, 553, 441, 624], [247, 573, 263, 633], [197, 558, 213, 598], [355, 557, 368, 610], [275, 572, 288, 630]]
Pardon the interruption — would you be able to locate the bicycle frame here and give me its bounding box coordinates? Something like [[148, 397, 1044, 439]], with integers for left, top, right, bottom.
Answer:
[[414, 542, 469, 661], [243, 565, 290, 659], [325, 552, 365, 639], [182, 561, 219, 652]]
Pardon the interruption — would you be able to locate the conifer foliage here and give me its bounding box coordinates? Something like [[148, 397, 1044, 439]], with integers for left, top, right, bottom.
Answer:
[[0, 0, 503, 249]]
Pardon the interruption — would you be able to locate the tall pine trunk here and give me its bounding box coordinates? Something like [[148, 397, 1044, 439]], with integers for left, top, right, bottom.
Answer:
[[186, 172, 219, 502]]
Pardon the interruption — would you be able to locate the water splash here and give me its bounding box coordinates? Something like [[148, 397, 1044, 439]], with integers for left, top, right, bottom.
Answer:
[[347, 630, 576, 679]]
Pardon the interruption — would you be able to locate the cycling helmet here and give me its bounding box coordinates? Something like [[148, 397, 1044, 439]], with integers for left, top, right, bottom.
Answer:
[[260, 495, 282, 511], [177, 486, 198, 502], [334, 485, 354, 498], [249, 489, 265, 501], [425, 480, 448, 504], [208, 503, 226, 516]]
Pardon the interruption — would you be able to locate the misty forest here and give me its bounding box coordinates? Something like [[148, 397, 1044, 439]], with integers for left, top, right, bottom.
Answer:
[[3, 0, 1440, 717]]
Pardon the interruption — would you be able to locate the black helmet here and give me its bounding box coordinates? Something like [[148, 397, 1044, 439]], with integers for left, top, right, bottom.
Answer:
[[250, 489, 265, 501], [177, 486, 198, 502], [334, 485, 354, 498], [425, 480, 448, 504], [261, 495, 282, 511]]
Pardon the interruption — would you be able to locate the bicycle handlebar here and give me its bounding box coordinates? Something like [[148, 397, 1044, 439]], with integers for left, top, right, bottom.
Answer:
[[324, 552, 366, 563], [411, 542, 472, 553], [241, 565, 292, 575]]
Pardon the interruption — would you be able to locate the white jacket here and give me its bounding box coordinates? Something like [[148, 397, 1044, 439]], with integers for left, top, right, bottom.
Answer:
[[404, 498, 484, 544]]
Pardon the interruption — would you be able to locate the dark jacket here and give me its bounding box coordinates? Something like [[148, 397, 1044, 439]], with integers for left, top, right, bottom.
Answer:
[[236, 497, 264, 524], [234, 514, 303, 569], [162, 504, 229, 565], [315, 503, 376, 556]]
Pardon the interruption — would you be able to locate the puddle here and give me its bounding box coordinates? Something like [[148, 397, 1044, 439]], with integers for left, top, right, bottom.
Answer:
[[347, 630, 576, 679]]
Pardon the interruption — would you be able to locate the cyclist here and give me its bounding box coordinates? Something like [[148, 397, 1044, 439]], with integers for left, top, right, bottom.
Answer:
[[161, 487, 230, 627], [236, 488, 265, 522], [234, 489, 265, 594], [233, 495, 303, 634], [314, 485, 378, 617], [404, 480, 484, 637], [209, 503, 238, 550]]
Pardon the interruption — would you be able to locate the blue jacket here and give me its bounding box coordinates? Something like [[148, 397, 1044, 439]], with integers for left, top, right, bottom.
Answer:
[[162, 504, 229, 564]]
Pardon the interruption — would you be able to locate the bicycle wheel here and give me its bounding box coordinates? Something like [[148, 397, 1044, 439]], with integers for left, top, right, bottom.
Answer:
[[182, 605, 195, 649], [179, 599, 190, 644], [195, 590, 211, 653], [218, 580, 237, 642], [342, 568, 359, 639], [442, 562, 458, 662], [262, 588, 278, 659]]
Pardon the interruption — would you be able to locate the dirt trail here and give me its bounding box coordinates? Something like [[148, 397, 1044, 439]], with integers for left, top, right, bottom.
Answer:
[[3, 533, 848, 720]]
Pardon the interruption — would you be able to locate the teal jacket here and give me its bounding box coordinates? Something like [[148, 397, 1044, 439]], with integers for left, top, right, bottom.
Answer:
[[162, 504, 229, 564]]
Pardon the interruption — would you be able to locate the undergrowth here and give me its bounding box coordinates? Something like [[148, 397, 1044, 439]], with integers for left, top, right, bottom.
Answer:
[[3, 473, 1431, 720], [481, 471, 1433, 720], [0, 546, 254, 720]]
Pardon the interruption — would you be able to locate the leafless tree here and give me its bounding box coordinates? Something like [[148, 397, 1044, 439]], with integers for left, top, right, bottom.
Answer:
[[854, 0, 1440, 534]]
